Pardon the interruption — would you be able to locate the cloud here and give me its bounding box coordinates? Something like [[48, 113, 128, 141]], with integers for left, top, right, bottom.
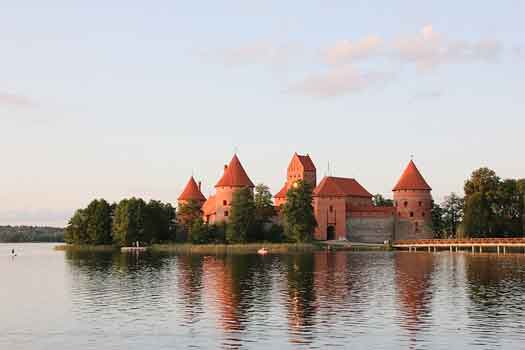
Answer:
[[204, 41, 305, 67], [0, 92, 37, 108], [392, 25, 503, 70], [325, 35, 383, 64], [288, 65, 394, 97]]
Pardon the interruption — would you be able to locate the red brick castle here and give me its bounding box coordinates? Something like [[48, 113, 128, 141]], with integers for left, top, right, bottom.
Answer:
[[177, 153, 433, 242]]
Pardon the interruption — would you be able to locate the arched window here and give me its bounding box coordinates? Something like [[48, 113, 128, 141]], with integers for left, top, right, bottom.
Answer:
[[418, 201, 422, 207], [410, 212, 414, 217], [415, 222, 419, 233], [223, 200, 227, 206], [329, 205, 333, 212], [422, 212, 425, 217], [224, 211, 229, 217], [404, 201, 408, 208]]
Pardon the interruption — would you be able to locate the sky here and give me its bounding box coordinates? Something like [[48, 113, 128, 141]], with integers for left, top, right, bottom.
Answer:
[[1, 0, 524, 226]]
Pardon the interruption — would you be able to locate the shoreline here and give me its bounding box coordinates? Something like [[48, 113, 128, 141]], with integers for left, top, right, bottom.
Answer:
[[53, 242, 390, 253]]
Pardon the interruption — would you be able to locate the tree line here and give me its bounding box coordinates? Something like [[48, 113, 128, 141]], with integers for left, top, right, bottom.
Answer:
[[0, 226, 64, 243], [64, 181, 318, 246], [432, 167, 524, 238]]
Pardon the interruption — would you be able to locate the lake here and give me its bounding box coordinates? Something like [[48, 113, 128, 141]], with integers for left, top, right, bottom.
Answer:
[[1, 243, 525, 349]]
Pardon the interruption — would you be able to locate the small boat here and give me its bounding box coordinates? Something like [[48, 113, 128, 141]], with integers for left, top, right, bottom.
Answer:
[[257, 247, 268, 255]]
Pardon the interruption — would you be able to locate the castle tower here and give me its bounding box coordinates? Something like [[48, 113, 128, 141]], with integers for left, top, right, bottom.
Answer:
[[212, 154, 254, 223], [274, 153, 316, 206], [392, 160, 433, 239], [178, 176, 206, 207]]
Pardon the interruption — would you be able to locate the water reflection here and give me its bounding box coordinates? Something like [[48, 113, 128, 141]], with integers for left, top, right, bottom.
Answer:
[[54, 248, 525, 349], [394, 253, 434, 347]]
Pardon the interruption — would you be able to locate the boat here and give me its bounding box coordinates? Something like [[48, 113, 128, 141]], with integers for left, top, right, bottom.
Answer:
[[257, 247, 268, 255]]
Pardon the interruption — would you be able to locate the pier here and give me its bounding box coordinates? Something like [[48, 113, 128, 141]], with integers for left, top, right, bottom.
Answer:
[[393, 238, 525, 254]]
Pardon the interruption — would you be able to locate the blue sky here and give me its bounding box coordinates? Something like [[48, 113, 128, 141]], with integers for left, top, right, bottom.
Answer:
[[1, 1, 524, 226]]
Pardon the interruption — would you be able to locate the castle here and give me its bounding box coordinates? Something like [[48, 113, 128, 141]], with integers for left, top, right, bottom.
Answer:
[[177, 153, 433, 242]]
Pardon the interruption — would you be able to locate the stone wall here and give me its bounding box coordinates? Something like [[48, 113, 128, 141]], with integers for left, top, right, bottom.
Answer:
[[347, 214, 395, 243]]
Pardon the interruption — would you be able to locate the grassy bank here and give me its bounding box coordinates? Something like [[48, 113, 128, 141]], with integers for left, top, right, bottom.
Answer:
[[149, 243, 320, 254], [54, 244, 119, 252]]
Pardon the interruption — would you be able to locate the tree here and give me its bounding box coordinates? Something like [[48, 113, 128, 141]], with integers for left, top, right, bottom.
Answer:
[[189, 217, 209, 244], [254, 183, 277, 241], [441, 193, 464, 238], [177, 200, 203, 236], [226, 187, 256, 243], [431, 201, 445, 238], [86, 199, 113, 244], [372, 194, 394, 207], [282, 180, 317, 243], [64, 209, 88, 244], [112, 198, 147, 246], [463, 192, 485, 237], [145, 200, 177, 243]]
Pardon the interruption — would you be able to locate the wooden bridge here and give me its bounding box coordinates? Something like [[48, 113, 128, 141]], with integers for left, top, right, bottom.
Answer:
[[393, 238, 525, 254]]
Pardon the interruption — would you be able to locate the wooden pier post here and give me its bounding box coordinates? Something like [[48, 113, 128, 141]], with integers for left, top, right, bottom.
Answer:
[[497, 246, 500, 254], [479, 246, 483, 253], [503, 246, 507, 254], [428, 246, 431, 252], [472, 246, 475, 253], [450, 246, 453, 252]]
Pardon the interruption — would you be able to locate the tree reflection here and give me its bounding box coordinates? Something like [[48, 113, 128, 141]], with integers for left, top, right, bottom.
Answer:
[[284, 253, 317, 345]]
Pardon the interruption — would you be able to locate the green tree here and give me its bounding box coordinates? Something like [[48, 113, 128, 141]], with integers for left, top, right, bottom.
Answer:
[[254, 183, 277, 241], [189, 217, 209, 244], [372, 194, 394, 207], [226, 187, 257, 243], [64, 209, 88, 244], [177, 200, 203, 238], [282, 180, 317, 243], [86, 199, 113, 244], [463, 168, 500, 236], [431, 201, 445, 238], [441, 193, 464, 237], [463, 192, 485, 237], [112, 198, 147, 246], [145, 200, 177, 243]]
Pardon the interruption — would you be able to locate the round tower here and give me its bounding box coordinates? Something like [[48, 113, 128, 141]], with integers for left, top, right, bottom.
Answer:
[[392, 160, 433, 239], [178, 176, 206, 207], [214, 154, 254, 222]]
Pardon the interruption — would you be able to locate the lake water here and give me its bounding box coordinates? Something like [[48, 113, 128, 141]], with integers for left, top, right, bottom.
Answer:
[[1, 243, 525, 349]]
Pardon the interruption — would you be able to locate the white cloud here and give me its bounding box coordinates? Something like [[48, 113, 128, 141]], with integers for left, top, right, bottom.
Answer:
[[0, 92, 36, 108], [325, 35, 383, 64], [288, 65, 393, 97], [392, 25, 503, 70]]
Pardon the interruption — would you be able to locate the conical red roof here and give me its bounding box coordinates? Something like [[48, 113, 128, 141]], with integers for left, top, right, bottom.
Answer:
[[393, 160, 432, 191], [178, 176, 207, 201], [215, 154, 255, 188]]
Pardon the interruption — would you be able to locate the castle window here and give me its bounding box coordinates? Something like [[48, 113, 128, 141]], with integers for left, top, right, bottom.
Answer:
[[415, 222, 420, 233], [224, 211, 229, 217], [329, 205, 333, 212], [422, 212, 425, 217], [410, 212, 414, 217], [395, 201, 397, 207], [223, 200, 227, 206], [404, 201, 408, 208], [418, 201, 422, 207]]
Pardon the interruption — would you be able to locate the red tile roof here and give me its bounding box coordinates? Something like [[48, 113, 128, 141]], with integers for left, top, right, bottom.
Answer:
[[202, 195, 216, 216], [393, 160, 432, 191], [295, 153, 316, 172], [314, 176, 372, 198], [215, 154, 255, 188], [274, 183, 288, 198], [178, 176, 207, 202]]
